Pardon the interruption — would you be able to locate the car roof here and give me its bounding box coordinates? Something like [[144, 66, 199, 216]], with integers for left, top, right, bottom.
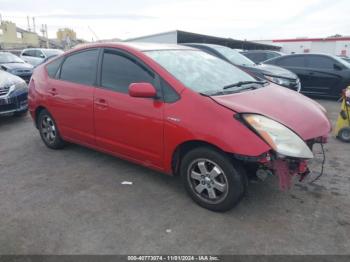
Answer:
[[73, 42, 196, 52]]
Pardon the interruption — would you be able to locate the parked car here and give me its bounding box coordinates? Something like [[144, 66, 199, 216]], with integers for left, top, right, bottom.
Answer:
[[20, 48, 63, 66], [264, 54, 350, 98], [184, 44, 300, 92], [0, 69, 28, 116], [241, 50, 285, 64], [0, 52, 33, 82], [34, 54, 61, 68], [338, 56, 350, 64], [28, 43, 331, 212]]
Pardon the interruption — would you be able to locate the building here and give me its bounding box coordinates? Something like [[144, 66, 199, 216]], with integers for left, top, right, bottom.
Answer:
[[255, 36, 350, 56], [56, 28, 77, 42], [0, 21, 40, 49], [125, 30, 280, 50]]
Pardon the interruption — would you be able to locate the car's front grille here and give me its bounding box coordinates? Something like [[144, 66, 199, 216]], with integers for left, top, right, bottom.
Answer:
[[0, 86, 10, 96]]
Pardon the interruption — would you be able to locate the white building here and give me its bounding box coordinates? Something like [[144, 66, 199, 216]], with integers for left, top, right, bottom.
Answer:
[[125, 30, 280, 50], [255, 37, 350, 56]]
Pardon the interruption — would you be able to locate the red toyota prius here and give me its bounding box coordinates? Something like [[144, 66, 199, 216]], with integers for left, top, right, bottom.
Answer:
[[28, 43, 331, 211]]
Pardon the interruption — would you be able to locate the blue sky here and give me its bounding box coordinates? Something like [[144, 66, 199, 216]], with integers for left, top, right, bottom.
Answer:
[[0, 0, 349, 41]]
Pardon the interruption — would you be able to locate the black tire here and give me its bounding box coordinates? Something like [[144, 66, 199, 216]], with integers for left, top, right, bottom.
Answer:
[[180, 147, 246, 212], [38, 109, 65, 149], [338, 127, 350, 142]]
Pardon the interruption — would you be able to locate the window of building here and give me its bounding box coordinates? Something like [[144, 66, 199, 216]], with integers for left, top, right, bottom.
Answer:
[[16, 32, 23, 39]]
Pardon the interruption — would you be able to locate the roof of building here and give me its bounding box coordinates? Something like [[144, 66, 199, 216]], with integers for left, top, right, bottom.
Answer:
[[271, 37, 350, 43], [125, 30, 281, 50]]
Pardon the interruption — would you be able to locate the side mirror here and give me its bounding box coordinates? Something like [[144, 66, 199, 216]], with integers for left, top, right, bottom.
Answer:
[[334, 63, 343, 71], [129, 83, 157, 98]]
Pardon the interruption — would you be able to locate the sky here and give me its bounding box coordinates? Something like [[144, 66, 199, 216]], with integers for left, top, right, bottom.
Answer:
[[0, 0, 349, 41]]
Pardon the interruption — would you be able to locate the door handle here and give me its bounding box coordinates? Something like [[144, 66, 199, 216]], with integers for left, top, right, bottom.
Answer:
[[48, 88, 57, 96], [94, 98, 108, 108]]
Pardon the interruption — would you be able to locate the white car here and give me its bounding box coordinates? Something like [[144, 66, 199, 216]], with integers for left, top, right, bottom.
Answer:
[[20, 48, 63, 66]]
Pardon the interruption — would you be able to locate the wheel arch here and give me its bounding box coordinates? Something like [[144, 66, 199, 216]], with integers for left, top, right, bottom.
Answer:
[[34, 105, 47, 128], [171, 140, 230, 176]]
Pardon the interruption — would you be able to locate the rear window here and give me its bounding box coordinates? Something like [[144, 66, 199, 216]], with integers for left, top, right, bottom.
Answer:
[[46, 57, 63, 78]]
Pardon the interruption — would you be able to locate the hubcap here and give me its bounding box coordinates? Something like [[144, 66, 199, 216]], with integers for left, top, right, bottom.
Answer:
[[187, 159, 228, 204], [41, 116, 56, 143], [341, 129, 350, 140]]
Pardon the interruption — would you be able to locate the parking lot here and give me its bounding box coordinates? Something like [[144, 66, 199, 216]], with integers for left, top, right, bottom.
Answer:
[[0, 99, 349, 255]]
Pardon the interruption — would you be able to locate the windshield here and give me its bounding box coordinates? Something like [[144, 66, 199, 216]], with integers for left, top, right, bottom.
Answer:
[[333, 55, 350, 68], [145, 49, 258, 95], [43, 49, 63, 57], [208, 45, 256, 66], [0, 52, 25, 63]]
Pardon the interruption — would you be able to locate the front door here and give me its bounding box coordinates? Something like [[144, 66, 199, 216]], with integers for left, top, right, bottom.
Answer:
[[94, 49, 164, 169]]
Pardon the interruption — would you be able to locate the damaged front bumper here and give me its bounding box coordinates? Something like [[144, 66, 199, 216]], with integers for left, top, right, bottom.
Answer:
[[241, 136, 327, 190]]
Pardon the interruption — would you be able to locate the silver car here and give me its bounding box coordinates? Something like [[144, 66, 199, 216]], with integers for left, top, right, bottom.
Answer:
[[20, 48, 63, 66]]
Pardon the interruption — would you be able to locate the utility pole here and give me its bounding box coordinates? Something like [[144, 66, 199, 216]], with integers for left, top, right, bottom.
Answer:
[[45, 24, 49, 48], [32, 17, 36, 33], [27, 16, 31, 31]]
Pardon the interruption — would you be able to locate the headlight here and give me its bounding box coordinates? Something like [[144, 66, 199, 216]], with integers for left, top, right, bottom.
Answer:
[[243, 114, 313, 159], [264, 75, 292, 87], [9, 81, 28, 94]]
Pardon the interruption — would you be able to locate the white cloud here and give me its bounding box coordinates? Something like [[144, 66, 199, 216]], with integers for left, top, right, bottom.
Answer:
[[0, 0, 349, 41]]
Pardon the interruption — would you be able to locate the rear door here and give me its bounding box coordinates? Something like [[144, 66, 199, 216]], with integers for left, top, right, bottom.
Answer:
[[94, 48, 164, 169], [46, 49, 99, 146], [303, 55, 343, 96]]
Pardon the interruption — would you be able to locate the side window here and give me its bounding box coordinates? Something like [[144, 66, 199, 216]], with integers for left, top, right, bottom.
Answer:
[[276, 56, 305, 67], [305, 56, 335, 69], [46, 57, 63, 79], [35, 50, 44, 58], [60, 49, 99, 85], [161, 80, 180, 103], [266, 52, 278, 60], [101, 50, 155, 93], [22, 51, 29, 56]]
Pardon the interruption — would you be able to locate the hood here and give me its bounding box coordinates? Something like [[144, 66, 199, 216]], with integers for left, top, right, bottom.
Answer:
[[0, 62, 33, 71], [243, 64, 297, 79], [212, 84, 331, 140], [0, 70, 25, 87]]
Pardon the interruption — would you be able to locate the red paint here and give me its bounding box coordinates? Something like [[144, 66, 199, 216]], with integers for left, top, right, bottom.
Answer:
[[129, 82, 157, 98], [212, 85, 331, 140], [28, 43, 331, 177]]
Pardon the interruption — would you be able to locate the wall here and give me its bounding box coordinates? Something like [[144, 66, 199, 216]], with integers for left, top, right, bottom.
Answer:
[[0, 21, 40, 49]]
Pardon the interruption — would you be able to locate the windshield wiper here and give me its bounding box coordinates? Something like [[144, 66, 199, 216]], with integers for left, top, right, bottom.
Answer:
[[223, 81, 267, 90]]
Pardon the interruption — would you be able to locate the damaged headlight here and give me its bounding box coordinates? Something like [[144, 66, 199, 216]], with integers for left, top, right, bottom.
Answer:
[[243, 114, 314, 159]]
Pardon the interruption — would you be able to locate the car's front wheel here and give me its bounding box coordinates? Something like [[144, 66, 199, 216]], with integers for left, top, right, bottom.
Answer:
[[38, 109, 65, 149], [180, 147, 246, 212]]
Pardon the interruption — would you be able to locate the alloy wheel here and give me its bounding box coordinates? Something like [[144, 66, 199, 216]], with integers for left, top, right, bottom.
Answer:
[[187, 159, 229, 204]]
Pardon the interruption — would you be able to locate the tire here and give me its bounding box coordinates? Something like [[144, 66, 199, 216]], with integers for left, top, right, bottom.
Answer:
[[180, 147, 246, 212], [38, 109, 65, 149], [338, 127, 350, 142]]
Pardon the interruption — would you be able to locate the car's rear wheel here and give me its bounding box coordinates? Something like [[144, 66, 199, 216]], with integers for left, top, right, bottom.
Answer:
[[38, 109, 65, 149], [338, 127, 350, 142], [180, 147, 245, 212]]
